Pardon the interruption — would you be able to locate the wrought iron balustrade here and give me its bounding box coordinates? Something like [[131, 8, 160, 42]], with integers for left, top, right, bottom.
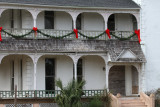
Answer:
[[0, 89, 106, 99], [1, 29, 137, 40]]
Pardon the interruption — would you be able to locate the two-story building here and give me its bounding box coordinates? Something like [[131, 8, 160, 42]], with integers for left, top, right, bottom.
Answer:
[[0, 0, 147, 106]]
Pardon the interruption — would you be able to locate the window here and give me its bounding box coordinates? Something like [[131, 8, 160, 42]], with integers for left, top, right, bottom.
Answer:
[[45, 11, 54, 29], [108, 14, 115, 31], [76, 14, 82, 30], [132, 15, 137, 30], [77, 59, 83, 83], [11, 9, 14, 28], [11, 61, 14, 91], [45, 59, 55, 91]]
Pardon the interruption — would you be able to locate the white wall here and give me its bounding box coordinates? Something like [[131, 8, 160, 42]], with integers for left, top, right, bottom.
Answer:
[[141, 0, 160, 91], [22, 10, 33, 28], [83, 56, 106, 90], [0, 55, 34, 91], [37, 11, 72, 30], [36, 55, 73, 90], [0, 56, 11, 90], [54, 11, 72, 30], [0, 10, 11, 29], [115, 14, 133, 31], [82, 13, 104, 31]]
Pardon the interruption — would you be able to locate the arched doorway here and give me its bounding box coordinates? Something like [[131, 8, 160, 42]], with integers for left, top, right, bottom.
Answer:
[[107, 13, 137, 31], [0, 54, 34, 91], [0, 9, 33, 29], [77, 55, 106, 90], [37, 11, 73, 30], [76, 12, 105, 31], [109, 65, 139, 96]]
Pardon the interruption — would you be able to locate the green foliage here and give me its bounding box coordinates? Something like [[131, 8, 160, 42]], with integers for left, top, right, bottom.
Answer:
[[55, 79, 86, 107], [87, 96, 104, 107], [83, 90, 112, 107], [155, 89, 160, 107], [145, 88, 160, 107]]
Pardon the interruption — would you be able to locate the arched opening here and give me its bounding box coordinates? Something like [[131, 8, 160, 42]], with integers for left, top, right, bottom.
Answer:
[[77, 55, 105, 90], [107, 13, 137, 31], [0, 54, 34, 91], [0, 9, 33, 29], [76, 12, 105, 31], [109, 65, 139, 96], [36, 55, 74, 90], [37, 11, 73, 30]]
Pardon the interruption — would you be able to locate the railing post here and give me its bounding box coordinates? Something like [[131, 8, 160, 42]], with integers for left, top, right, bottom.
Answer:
[[34, 90, 37, 98], [150, 94, 155, 107], [14, 85, 17, 107]]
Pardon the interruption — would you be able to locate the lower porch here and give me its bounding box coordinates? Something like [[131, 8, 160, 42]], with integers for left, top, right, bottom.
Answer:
[[0, 54, 143, 97]]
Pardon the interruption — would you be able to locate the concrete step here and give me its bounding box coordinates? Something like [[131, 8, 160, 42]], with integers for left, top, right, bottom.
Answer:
[[121, 105, 147, 107], [120, 97, 147, 107]]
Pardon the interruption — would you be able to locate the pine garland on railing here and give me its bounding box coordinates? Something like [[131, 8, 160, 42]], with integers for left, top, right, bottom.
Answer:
[[37, 30, 74, 39], [0, 28, 138, 41], [111, 32, 137, 41], [2, 29, 33, 39], [78, 31, 106, 39]]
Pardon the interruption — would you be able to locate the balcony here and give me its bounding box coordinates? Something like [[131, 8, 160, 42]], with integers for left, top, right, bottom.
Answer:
[[0, 90, 106, 99], [1, 29, 138, 41]]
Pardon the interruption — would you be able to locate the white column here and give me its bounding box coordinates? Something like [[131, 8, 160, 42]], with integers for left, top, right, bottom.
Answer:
[[34, 62, 37, 90], [73, 19, 76, 29], [105, 64, 109, 90], [74, 62, 77, 80], [67, 11, 80, 29], [125, 65, 132, 96], [33, 19, 36, 27], [141, 63, 146, 92]]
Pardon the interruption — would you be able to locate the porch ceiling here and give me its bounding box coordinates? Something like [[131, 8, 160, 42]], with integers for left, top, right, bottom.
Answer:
[[0, 39, 146, 62]]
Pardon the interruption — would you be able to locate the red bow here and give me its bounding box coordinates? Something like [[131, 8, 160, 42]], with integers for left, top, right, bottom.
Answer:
[[0, 27, 2, 42], [105, 29, 111, 39], [135, 29, 141, 43], [33, 27, 38, 37], [74, 29, 78, 39]]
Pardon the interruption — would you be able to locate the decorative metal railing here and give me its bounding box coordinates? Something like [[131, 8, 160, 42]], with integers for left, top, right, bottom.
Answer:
[[0, 90, 106, 99], [1, 29, 138, 41]]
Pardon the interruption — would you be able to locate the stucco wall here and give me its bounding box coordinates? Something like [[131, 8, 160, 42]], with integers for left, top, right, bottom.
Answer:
[[83, 56, 106, 90], [115, 14, 133, 31], [0, 55, 34, 91], [36, 55, 73, 90], [141, 0, 160, 91]]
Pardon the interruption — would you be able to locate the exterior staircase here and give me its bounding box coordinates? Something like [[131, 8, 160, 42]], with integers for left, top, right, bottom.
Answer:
[[120, 97, 147, 107], [110, 93, 155, 107]]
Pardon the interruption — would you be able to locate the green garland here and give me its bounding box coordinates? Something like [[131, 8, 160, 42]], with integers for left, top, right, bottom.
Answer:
[[78, 31, 106, 39], [111, 32, 137, 41], [1, 29, 137, 40], [2, 29, 33, 39], [37, 30, 74, 39]]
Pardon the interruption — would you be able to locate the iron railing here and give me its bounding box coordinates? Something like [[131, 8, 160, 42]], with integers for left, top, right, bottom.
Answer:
[[0, 90, 106, 99], [1, 29, 137, 40]]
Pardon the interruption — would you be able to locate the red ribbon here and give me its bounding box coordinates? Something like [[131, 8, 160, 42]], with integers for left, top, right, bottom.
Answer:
[[0, 27, 2, 42], [74, 29, 78, 39], [135, 29, 141, 43], [33, 27, 38, 37], [105, 29, 111, 39]]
